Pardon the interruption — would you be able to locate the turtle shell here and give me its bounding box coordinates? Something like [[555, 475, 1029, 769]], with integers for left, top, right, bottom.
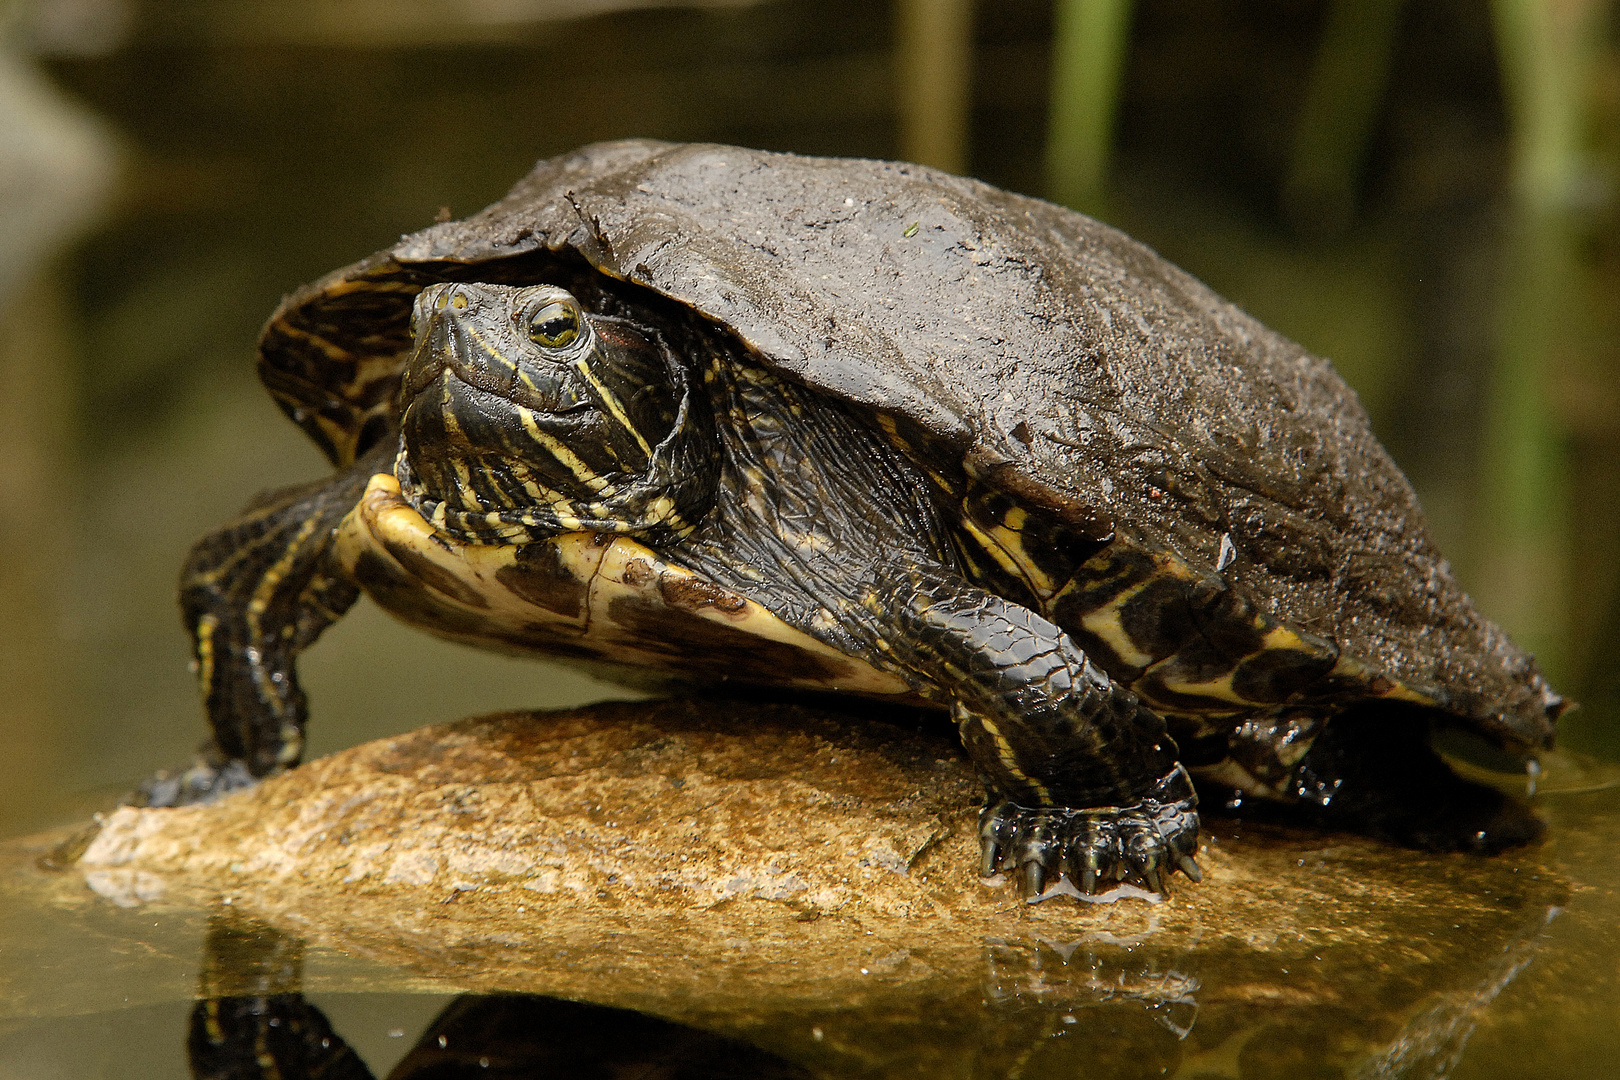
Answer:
[[259, 139, 1560, 752]]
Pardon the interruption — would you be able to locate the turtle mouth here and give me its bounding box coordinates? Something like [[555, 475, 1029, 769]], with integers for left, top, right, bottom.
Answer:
[[395, 283, 611, 539], [400, 283, 594, 418], [394, 281, 718, 545]]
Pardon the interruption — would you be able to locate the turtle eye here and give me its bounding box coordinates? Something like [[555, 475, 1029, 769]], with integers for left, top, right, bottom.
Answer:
[[525, 300, 581, 350]]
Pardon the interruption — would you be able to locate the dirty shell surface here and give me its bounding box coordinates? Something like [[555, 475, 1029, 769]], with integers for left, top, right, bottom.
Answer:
[[4, 698, 1614, 1078]]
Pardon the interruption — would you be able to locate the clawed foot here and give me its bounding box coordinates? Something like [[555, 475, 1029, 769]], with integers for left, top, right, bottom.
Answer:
[[979, 766, 1202, 901], [132, 750, 259, 808]]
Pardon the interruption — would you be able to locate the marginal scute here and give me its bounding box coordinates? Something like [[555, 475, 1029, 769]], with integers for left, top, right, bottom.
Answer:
[[495, 543, 591, 619]]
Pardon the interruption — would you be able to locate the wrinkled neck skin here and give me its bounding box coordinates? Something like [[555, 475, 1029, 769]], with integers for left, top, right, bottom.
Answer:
[[395, 281, 717, 545], [392, 278, 957, 654], [667, 347, 959, 655]]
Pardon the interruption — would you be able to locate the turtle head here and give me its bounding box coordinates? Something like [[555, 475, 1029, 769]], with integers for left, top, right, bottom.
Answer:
[[397, 281, 715, 544]]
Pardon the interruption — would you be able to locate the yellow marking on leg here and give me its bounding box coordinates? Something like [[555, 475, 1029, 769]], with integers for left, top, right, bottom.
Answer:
[[245, 516, 321, 637], [238, 512, 322, 759], [1143, 663, 1251, 706], [277, 723, 303, 765], [982, 521, 1057, 596], [1078, 579, 1159, 669], [960, 489, 1062, 597], [976, 715, 1054, 805], [958, 517, 1024, 579], [194, 613, 218, 702]]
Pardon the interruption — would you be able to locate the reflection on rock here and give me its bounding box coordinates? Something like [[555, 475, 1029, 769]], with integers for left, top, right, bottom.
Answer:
[[1355, 905, 1560, 1079], [984, 938, 1200, 1040]]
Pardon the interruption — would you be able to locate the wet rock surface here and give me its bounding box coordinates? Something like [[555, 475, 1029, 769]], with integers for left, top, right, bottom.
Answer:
[[3, 698, 1582, 1077]]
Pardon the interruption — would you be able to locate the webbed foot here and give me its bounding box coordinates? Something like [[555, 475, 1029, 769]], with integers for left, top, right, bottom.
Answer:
[[979, 766, 1201, 901], [132, 748, 259, 808]]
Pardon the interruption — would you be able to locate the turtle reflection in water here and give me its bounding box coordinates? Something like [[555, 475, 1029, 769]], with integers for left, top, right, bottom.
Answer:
[[145, 141, 1564, 900], [188, 924, 810, 1079]]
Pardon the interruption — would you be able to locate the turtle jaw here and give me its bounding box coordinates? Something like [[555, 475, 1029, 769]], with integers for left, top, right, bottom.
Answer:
[[396, 281, 719, 545], [397, 282, 609, 540], [401, 283, 596, 416]]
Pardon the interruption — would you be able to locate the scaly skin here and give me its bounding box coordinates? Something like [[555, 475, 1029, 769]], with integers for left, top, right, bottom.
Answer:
[[664, 338, 1203, 897], [140, 443, 386, 805]]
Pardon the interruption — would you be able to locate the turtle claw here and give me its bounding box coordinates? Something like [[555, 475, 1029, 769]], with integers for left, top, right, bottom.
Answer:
[[132, 752, 259, 808], [1020, 861, 1045, 899], [978, 766, 1201, 901]]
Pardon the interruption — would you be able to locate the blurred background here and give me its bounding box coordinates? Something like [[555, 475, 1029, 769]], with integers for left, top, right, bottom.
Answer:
[[0, 0, 1615, 836]]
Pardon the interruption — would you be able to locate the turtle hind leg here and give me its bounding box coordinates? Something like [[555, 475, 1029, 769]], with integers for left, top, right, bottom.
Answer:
[[1287, 702, 1543, 853], [137, 444, 388, 807]]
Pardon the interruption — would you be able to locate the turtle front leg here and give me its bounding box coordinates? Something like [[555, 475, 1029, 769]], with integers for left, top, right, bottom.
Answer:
[[881, 573, 1201, 899], [137, 445, 388, 807]]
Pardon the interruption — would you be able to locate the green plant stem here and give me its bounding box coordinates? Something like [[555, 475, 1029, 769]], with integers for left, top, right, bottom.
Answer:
[[1046, 0, 1132, 216], [896, 0, 974, 174]]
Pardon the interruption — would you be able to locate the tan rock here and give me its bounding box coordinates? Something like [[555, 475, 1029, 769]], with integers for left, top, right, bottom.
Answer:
[[6, 698, 1573, 1075]]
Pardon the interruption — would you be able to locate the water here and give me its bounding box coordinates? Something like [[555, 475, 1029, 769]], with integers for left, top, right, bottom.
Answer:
[[4, 755, 1619, 1077], [2, 3, 1617, 1076]]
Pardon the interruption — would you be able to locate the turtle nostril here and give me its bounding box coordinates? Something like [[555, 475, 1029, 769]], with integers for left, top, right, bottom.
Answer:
[[426, 283, 473, 311]]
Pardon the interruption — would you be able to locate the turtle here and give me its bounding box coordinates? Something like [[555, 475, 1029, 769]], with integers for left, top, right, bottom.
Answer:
[[145, 139, 1564, 900]]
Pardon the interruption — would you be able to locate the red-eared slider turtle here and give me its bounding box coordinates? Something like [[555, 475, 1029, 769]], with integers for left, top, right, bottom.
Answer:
[[148, 140, 1564, 900]]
